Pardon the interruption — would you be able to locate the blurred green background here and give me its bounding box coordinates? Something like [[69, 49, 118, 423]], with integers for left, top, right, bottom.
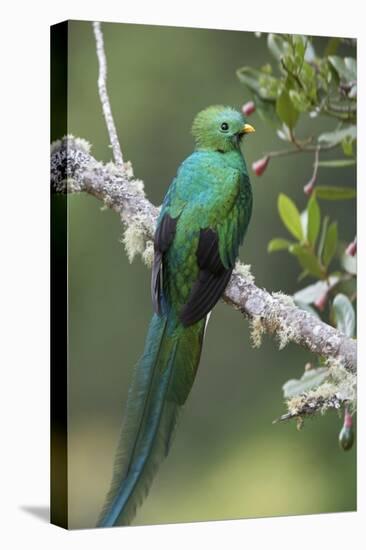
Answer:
[[53, 21, 356, 528]]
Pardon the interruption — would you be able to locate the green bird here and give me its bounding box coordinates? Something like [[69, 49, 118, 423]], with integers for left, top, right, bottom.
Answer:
[[98, 105, 255, 527]]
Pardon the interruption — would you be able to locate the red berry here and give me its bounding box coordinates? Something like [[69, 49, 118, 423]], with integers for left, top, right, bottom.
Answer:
[[344, 408, 353, 429], [252, 156, 270, 176], [242, 101, 256, 116], [314, 292, 328, 311], [339, 408, 354, 451], [346, 238, 357, 256], [339, 425, 354, 450], [304, 178, 315, 196]]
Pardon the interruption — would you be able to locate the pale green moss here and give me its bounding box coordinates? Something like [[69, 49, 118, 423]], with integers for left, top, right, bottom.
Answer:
[[272, 291, 295, 308], [285, 382, 337, 417], [327, 359, 357, 406], [132, 179, 145, 195], [51, 135, 92, 155], [73, 136, 92, 153], [249, 315, 265, 348], [235, 261, 255, 283], [276, 324, 297, 350], [122, 223, 146, 263], [142, 240, 154, 268], [124, 160, 134, 178]]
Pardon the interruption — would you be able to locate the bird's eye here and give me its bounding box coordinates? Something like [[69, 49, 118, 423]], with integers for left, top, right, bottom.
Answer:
[[220, 122, 229, 131]]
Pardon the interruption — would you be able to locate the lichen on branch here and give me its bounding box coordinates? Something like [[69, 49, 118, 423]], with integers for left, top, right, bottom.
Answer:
[[51, 136, 357, 401], [51, 23, 356, 427]]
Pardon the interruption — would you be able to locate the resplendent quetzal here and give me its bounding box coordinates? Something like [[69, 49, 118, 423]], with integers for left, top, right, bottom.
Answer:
[[98, 105, 255, 527]]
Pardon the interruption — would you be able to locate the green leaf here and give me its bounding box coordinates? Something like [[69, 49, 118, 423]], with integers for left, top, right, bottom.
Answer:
[[236, 67, 262, 95], [267, 33, 288, 61], [283, 368, 329, 399], [315, 186, 356, 200], [317, 216, 329, 259], [237, 67, 277, 101], [289, 90, 310, 112], [344, 57, 357, 80], [300, 62, 317, 101], [334, 276, 356, 298], [293, 276, 339, 305], [328, 56, 346, 78], [323, 222, 338, 268], [276, 88, 300, 129], [328, 56, 356, 82], [278, 194, 303, 240], [294, 35, 306, 60], [267, 238, 293, 252], [317, 159, 356, 168], [290, 244, 325, 279], [342, 136, 354, 157], [307, 195, 321, 246], [277, 123, 292, 142], [332, 293, 355, 337], [341, 252, 357, 275], [318, 125, 356, 146], [294, 283, 326, 304], [258, 74, 282, 99], [261, 63, 273, 74]]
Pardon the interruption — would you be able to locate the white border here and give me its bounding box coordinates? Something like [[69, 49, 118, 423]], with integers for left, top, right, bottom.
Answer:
[[1, 1, 363, 548]]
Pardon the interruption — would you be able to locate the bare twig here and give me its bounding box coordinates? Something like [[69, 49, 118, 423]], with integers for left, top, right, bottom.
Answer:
[[312, 145, 320, 174], [308, 144, 320, 188], [92, 22, 124, 167], [50, 136, 357, 379], [268, 142, 336, 159], [273, 394, 345, 422]]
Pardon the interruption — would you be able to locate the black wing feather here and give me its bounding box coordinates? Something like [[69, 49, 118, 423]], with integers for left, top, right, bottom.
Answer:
[[151, 214, 177, 314], [180, 228, 232, 327]]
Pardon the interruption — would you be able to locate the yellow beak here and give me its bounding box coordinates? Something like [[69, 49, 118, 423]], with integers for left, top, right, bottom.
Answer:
[[242, 123, 255, 134]]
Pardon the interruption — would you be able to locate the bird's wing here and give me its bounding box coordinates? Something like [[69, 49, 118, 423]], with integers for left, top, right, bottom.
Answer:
[[180, 170, 252, 326], [179, 227, 233, 326], [151, 212, 178, 315]]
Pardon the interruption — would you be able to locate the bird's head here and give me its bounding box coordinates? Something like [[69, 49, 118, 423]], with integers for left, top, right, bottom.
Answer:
[[191, 105, 255, 153]]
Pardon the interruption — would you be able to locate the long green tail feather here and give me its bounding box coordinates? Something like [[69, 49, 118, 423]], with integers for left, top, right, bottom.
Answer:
[[98, 313, 205, 527]]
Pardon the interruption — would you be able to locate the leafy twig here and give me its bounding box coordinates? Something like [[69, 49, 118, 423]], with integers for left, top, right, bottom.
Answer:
[[281, 58, 305, 93]]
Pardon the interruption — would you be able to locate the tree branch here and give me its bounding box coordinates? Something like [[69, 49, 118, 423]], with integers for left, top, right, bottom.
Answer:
[[51, 23, 356, 424], [92, 22, 124, 167], [51, 136, 357, 385]]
